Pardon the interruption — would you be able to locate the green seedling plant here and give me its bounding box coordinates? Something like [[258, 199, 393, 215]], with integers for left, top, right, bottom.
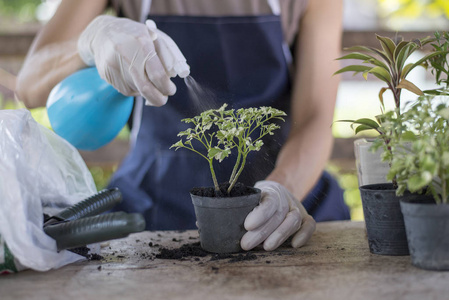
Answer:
[[170, 104, 286, 194], [379, 95, 449, 204]]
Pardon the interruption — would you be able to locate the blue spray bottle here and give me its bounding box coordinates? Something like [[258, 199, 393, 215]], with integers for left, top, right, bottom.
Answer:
[[47, 67, 134, 151]]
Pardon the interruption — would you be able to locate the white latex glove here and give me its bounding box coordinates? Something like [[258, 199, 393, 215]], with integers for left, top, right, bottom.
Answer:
[[78, 15, 190, 106], [241, 180, 316, 251]]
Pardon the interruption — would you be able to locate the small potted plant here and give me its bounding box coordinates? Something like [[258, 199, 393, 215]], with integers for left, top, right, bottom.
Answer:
[[170, 104, 286, 253], [334, 33, 448, 255], [381, 94, 449, 270]]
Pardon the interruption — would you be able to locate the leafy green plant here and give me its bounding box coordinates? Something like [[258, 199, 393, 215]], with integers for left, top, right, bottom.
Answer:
[[170, 104, 286, 194], [379, 95, 449, 204], [335, 34, 443, 115], [335, 33, 449, 185], [338, 32, 449, 136]]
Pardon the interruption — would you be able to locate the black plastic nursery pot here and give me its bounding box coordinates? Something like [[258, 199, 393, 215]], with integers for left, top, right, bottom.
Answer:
[[400, 198, 449, 271], [359, 183, 424, 256], [190, 187, 261, 254]]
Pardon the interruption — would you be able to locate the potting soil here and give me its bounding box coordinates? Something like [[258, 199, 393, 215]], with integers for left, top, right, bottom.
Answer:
[[155, 242, 258, 262], [190, 182, 256, 197]]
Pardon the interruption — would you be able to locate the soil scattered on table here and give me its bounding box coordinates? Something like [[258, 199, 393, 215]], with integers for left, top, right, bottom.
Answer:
[[155, 242, 209, 260], [155, 242, 259, 263], [70, 246, 103, 260]]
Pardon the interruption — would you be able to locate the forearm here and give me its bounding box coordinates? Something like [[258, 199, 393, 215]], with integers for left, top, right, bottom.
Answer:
[[266, 116, 334, 201], [16, 38, 86, 108], [266, 0, 343, 201], [15, 0, 108, 108]]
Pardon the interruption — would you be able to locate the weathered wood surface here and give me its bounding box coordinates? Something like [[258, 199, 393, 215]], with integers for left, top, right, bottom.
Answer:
[[1, 221, 448, 300]]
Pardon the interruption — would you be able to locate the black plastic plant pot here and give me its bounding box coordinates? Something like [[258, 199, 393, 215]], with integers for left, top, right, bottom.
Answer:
[[359, 183, 415, 256], [190, 187, 261, 254], [400, 198, 449, 271]]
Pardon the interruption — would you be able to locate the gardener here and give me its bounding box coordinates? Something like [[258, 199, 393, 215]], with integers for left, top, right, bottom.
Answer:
[[16, 0, 349, 251]]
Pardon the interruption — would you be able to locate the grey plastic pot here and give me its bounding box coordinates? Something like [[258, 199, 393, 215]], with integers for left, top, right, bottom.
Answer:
[[400, 198, 449, 271], [359, 183, 424, 256], [190, 187, 261, 253]]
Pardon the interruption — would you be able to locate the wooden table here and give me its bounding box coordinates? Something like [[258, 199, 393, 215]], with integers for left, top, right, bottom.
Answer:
[[1, 221, 448, 300]]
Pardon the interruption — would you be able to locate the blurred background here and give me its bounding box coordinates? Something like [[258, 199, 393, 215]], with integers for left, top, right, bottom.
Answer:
[[0, 0, 448, 220]]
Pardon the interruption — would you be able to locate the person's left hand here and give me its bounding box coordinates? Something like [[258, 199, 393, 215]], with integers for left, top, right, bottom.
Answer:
[[240, 180, 316, 251]]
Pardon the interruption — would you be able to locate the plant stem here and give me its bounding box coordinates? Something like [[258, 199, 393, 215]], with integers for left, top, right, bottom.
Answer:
[[393, 87, 402, 112], [382, 135, 398, 188], [227, 155, 247, 194], [229, 148, 241, 185], [209, 159, 219, 191]]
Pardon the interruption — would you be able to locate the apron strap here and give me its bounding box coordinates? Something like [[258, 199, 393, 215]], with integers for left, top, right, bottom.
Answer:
[[267, 0, 281, 15]]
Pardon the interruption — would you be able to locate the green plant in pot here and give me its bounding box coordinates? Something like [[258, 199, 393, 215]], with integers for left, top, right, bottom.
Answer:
[[380, 93, 449, 270], [335, 34, 443, 186], [170, 104, 286, 253], [334, 33, 448, 256]]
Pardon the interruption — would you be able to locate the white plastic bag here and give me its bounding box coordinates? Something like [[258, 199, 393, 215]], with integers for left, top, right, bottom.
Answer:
[[0, 109, 97, 272]]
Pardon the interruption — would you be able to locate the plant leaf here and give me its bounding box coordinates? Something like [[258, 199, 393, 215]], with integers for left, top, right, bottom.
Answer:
[[343, 46, 390, 63], [423, 88, 449, 96], [401, 130, 417, 141], [336, 52, 374, 61], [336, 52, 389, 69], [404, 50, 449, 78], [393, 40, 411, 62], [353, 118, 380, 128], [368, 66, 392, 82], [376, 35, 396, 63], [408, 172, 432, 192], [355, 124, 376, 134], [400, 63, 414, 79], [337, 118, 379, 130], [396, 43, 417, 71], [397, 79, 423, 95], [333, 65, 372, 76], [170, 140, 184, 150], [378, 87, 388, 109], [207, 148, 221, 159]]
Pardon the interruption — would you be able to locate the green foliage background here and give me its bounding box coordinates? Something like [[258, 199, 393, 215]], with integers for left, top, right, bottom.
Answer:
[[0, 0, 40, 22]]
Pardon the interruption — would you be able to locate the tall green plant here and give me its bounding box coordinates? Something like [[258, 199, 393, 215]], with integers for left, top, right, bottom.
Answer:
[[170, 104, 286, 194], [334, 33, 448, 188], [335, 34, 445, 115]]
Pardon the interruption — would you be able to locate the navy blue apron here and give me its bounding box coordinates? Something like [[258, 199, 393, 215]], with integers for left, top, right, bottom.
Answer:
[[109, 12, 350, 230]]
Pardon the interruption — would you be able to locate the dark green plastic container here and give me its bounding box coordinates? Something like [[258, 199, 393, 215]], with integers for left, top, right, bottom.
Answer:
[[400, 198, 449, 271], [191, 187, 260, 253], [359, 183, 424, 256]]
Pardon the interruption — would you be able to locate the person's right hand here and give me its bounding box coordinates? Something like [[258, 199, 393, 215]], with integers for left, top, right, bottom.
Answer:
[[241, 180, 316, 251], [77, 15, 190, 106]]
